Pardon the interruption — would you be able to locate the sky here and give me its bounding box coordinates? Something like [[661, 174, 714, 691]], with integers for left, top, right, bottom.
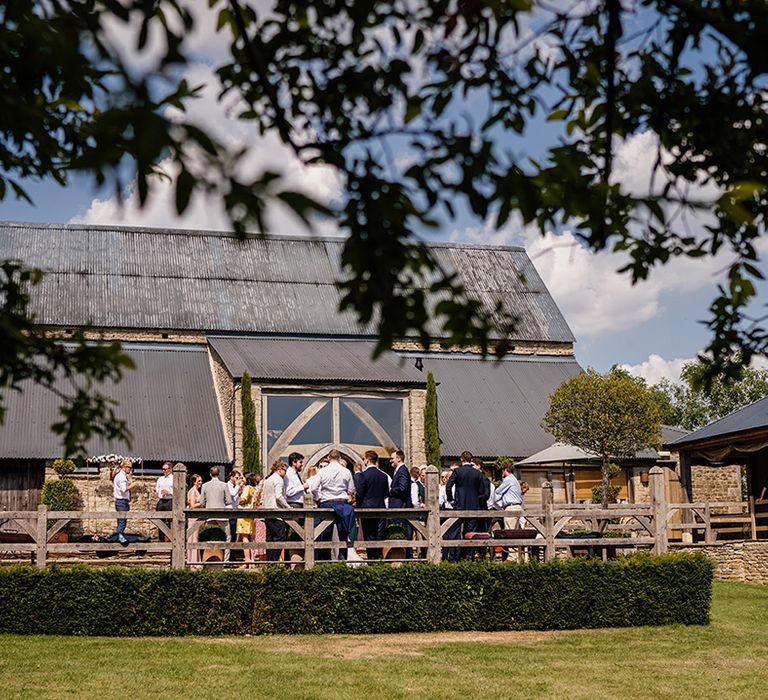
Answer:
[[2, 3, 766, 387]]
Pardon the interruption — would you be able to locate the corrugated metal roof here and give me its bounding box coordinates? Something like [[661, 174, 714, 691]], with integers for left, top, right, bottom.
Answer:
[[209, 336, 424, 385], [0, 345, 230, 463], [405, 353, 583, 459], [0, 221, 574, 343], [667, 396, 768, 448], [661, 424, 689, 444]]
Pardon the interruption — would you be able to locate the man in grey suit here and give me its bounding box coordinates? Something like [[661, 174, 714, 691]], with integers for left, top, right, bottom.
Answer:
[[200, 466, 233, 560]]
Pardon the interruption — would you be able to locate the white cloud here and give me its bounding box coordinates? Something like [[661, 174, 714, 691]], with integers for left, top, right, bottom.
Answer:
[[621, 353, 768, 385], [620, 354, 692, 385], [72, 64, 343, 236], [450, 131, 748, 339]]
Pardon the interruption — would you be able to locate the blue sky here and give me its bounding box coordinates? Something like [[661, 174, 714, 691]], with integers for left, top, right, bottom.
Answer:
[[2, 4, 766, 385]]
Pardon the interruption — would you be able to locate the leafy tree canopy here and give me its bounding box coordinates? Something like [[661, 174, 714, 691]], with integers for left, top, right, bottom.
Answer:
[[1, 1, 767, 455], [543, 368, 662, 506], [651, 359, 768, 430]]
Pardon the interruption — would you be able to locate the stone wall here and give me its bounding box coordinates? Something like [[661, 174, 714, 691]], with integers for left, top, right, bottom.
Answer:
[[209, 347, 235, 464], [691, 465, 742, 503], [64, 468, 165, 539], [391, 340, 574, 357], [627, 469, 651, 504], [48, 328, 206, 344], [676, 541, 768, 585], [408, 388, 427, 466]]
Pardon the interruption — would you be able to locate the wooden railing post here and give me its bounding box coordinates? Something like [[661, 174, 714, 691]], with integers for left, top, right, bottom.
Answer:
[[425, 465, 441, 564], [650, 466, 668, 555], [704, 501, 714, 544], [542, 482, 555, 562], [171, 462, 187, 569], [36, 504, 47, 569], [749, 496, 757, 540], [303, 490, 315, 570]]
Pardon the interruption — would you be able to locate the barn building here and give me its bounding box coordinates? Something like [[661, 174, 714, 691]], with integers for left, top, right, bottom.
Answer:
[[0, 221, 581, 511]]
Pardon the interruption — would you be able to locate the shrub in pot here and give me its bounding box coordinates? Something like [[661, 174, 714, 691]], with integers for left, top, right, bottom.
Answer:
[[40, 479, 77, 541], [198, 524, 227, 563], [383, 522, 408, 561]]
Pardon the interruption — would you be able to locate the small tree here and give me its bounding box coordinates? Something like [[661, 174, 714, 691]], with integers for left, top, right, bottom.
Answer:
[[424, 371, 441, 466], [543, 369, 662, 508], [241, 371, 261, 474]]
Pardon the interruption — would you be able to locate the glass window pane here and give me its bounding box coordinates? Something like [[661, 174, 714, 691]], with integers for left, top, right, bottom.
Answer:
[[339, 402, 377, 446], [341, 398, 402, 448], [266, 396, 315, 452], [293, 402, 333, 448]]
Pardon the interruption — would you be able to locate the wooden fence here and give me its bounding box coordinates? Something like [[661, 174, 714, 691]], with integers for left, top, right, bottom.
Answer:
[[1, 465, 765, 568]]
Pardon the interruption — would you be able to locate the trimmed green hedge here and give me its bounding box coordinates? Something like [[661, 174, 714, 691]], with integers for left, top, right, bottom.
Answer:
[[0, 554, 713, 636]]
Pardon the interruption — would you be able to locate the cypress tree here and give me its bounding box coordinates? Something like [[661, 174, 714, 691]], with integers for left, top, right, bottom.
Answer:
[[424, 371, 441, 466], [241, 371, 261, 474]]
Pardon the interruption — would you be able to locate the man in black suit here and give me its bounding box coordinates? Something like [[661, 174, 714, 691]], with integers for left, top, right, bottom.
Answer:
[[446, 450, 486, 559], [356, 450, 390, 560], [388, 448, 414, 558]]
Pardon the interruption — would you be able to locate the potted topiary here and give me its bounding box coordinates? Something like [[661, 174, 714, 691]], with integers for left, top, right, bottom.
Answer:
[[40, 478, 77, 542], [383, 522, 408, 562], [198, 524, 227, 563]]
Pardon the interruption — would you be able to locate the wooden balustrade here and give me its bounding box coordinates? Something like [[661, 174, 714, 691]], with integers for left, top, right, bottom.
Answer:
[[1, 464, 765, 568]]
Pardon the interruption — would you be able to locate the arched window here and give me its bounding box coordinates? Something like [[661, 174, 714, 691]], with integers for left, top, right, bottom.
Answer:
[[263, 393, 404, 466]]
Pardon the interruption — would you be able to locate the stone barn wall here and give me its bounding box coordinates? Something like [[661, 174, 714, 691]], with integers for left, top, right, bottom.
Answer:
[[676, 541, 768, 585], [691, 465, 742, 504]]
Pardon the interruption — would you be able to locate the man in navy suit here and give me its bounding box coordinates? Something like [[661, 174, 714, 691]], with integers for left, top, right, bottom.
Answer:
[[388, 448, 414, 558], [446, 450, 486, 559], [356, 450, 390, 560]]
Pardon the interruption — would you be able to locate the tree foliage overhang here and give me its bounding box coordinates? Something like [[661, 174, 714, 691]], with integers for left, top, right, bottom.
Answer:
[[1, 0, 767, 454]]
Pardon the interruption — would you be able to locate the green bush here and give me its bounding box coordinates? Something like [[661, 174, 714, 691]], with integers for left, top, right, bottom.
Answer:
[[40, 479, 77, 512], [198, 525, 227, 542], [592, 483, 621, 504], [0, 555, 713, 636], [51, 459, 76, 476]]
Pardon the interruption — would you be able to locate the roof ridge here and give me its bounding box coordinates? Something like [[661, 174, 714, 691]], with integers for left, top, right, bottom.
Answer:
[[0, 220, 526, 252]]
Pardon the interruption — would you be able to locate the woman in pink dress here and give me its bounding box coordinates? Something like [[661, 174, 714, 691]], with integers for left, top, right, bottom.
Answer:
[[252, 474, 267, 561], [187, 473, 203, 569]]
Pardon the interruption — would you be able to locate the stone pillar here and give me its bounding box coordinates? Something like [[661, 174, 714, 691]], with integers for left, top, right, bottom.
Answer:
[[408, 388, 427, 467]]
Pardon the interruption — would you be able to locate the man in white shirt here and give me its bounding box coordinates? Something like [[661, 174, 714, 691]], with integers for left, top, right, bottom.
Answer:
[[113, 458, 138, 545], [283, 452, 305, 508], [305, 449, 356, 560], [154, 461, 173, 542]]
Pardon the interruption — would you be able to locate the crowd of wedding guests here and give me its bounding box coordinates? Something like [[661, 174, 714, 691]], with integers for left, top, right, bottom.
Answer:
[[116, 449, 529, 564]]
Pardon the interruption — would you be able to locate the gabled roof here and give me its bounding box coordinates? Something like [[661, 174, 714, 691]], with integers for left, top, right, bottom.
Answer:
[[0, 344, 230, 463], [0, 221, 574, 344], [411, 353, 582, 459], [516, 426, 687, 466], [668, 396, 768, 448], [209, 336, 424, 386]]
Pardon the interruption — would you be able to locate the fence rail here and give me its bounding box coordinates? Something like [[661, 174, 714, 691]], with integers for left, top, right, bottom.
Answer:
[[0, 466, 764, 568]]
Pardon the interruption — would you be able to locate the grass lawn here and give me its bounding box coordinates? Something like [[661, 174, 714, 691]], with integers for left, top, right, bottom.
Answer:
[[0, 580, 765, 700]]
